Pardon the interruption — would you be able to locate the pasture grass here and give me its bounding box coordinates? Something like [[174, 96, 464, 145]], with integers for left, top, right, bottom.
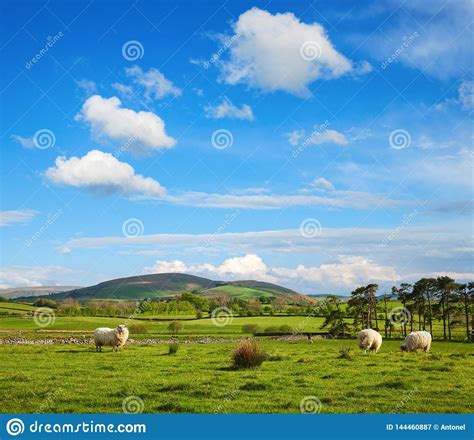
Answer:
[[0, 339, 472, 414]]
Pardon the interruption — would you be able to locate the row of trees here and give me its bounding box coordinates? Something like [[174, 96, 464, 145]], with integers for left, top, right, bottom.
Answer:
[[319, 277, 473, 340], [392, 277, 473, 340]]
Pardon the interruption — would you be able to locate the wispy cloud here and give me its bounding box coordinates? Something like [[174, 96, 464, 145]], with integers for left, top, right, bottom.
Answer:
[[0, 209, 37, 227]]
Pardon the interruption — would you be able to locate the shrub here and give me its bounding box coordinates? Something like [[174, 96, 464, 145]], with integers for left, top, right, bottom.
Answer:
[[264, 326, 280, 333], [167, 321, 183, 335], [168, 343, 179, 355], [128, 323, 148, 334], [34, 298, 58, 308], [242, 324, 261, 334], [232, 341, 267, 369], [279, 325, 293, 333], [196, 310, 203, 319]]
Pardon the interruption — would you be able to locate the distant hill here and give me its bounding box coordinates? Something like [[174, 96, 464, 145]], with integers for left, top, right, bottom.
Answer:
[[27, 273, 314, 304], [0, 286, 82, 299]]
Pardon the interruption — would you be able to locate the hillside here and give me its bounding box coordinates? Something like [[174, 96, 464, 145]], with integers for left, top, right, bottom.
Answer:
[[0, 286, 82, 299], [28, 273, 314, 304]]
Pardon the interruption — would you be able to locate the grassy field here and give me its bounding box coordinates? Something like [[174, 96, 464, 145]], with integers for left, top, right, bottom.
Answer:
[[0, 316, 329, 336], [0, 339, 472, 414], [0, 313, 468, 340], [0, 301, 37, 315]]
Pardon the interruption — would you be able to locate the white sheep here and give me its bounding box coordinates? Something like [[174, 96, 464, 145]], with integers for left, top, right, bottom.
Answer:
[[401, 331, 432, 352], [94, 325, 129, 352], [357, 329, 382, 353]]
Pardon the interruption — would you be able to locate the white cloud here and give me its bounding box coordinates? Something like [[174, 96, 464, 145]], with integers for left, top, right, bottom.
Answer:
[[76, 95, 176, 154], [0, 266, 71, 288], [434, 80, 474, 112], [219, 7, 354, 96], [286, 130, 305, 146], [45, 150, 166, 198], [309, 129, 348, 146], [60, 223, 472, 292], [125, 65, 181, 100], [204, 97, 254, 120], [272, 256, 400, 288], [311, 177, 335, 191], [165, 189, 408, 210], [76, 79, 97, 95], [414, 148, 473, 191], [0, 210, 37, 227], [111, 82, 134, 99], [144, 254, 275, 282], [11, 134, 34, 149], [458, 80, 474, 111], [144, 254, 398, 291], [372, 0, 472, 80]]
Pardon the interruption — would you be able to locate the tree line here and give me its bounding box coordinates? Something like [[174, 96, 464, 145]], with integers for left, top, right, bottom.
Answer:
[[319, 277, 473, 340]]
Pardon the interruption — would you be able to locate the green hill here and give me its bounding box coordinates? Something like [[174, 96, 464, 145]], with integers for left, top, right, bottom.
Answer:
[[33, 273, 314, 304]]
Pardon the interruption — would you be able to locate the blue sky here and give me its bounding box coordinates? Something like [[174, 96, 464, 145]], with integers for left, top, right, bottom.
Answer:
[[0, 0, 472, 294]]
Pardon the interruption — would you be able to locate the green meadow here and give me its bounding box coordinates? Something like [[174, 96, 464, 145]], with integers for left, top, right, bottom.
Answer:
[[0, 339, 472, 414]]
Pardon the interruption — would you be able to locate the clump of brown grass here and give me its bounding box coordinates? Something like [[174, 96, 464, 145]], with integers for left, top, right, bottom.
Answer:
[[232, 341, 267, 369]]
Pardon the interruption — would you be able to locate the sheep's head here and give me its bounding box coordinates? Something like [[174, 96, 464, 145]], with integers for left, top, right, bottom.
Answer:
[[400, 345, 408, 351], [116, 325, 127, 334]]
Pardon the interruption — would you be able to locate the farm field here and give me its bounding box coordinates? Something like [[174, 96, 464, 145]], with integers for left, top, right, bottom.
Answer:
[[0, 339, 472, 414], [0, 313, 468, 340], [0, 316, 330, 336]]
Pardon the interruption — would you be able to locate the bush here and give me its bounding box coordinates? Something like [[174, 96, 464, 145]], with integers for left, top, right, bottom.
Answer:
[[168, 343, 179, 355], [232, 341, 267, 369], [34, 298, 58, 308], [264, 326, 280, 333], [242, 324, 261, 334], [279, 325, 293, 333], [196, 310, 203, 319], [167, 321, 183, 335], [128, 323, 148, 334]]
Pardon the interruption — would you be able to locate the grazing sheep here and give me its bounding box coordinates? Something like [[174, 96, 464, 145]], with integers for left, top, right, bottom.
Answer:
[[357, 329, 382, 353], [94, 325, 129, 352], [401, 331, 432, 352]]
